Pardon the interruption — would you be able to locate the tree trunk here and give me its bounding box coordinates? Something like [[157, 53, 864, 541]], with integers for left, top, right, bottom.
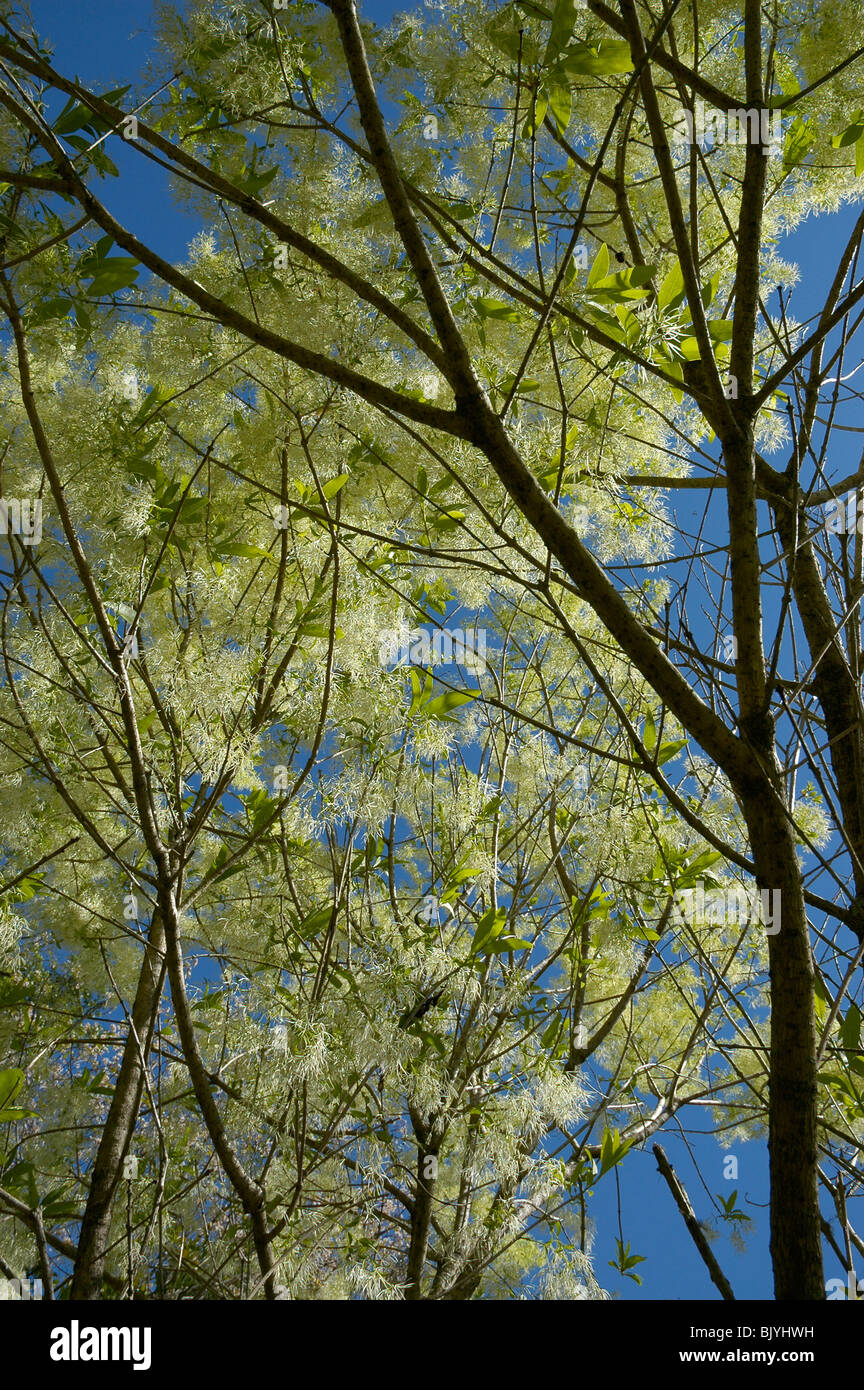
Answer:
[[740, 771, 824, 1299], [70, 911, 166, 1298]]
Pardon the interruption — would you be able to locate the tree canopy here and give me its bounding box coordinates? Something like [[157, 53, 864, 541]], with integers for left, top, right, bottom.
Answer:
[[0, 0, 863, 1301]]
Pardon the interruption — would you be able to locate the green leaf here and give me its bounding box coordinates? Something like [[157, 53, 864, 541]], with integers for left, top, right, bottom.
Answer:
[[0, 1068, 24, 1111], [442, 198, 478, 222], [586, 242, 610, 287], [558, 39, 633, 77], [541, 1014, 564, 1047], [408, 667, 433, 716], [482, 933, 532, 953], [429, 508, 466, 535], [236, 164, 279, 197], [661, 353, 684, 402], [543, 0, 583, 65], [125, 437, 160, 482], [0, 1068, 35, 1121], [25, 295, 74, 328], [474, 296, 522, 321], [597, 1126, 634, 1178], [656, 738, 688, 765], [658, 261, 685, 311], [677, 849, 724, 884], [814, 973, 829, 1026], [245, 787, 279, 834], [0, 980, 30, 1009], [820, 1070, 862, 1106], [421, 688, 479, 720], [839, 1003, 862, 1052], [547, 80, 572, 135], [783, 114, 813, 174], [676, 336, 702, 362], [609, 1237, 646, 1282], [615, 264, 656, 288], [53, 86, 130, 138], [707, 318, 734, 342], [591, 264, 656, 302], [211, 844, 246, 883], [441, 857, 482, 897], [497, 373, 542, 397], [3, 1159, 39, 1206], [701, 270, 721, 308], [321, 473, 350, 501], [11, 873, 43, 903], [192, 988, 226, 1011], [128, 383, 173, 427], [214, 542, 271, 559], [471, 906, 508, 956], [522, 88, 548, 138], [485, 18, 541, 64], [41, 1194, 80, 1220], [297, 903, 335, 938], [831, 112, 864, 149], [642, 712, 657, 752], [86, 258, 140, 296]]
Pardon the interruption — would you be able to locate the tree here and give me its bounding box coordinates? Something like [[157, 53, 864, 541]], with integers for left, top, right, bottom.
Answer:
[[0, 0, 862, 1299]]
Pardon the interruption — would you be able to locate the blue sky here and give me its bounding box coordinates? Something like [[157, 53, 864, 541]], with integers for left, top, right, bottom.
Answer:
[[23, 0, 861, 1300]]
